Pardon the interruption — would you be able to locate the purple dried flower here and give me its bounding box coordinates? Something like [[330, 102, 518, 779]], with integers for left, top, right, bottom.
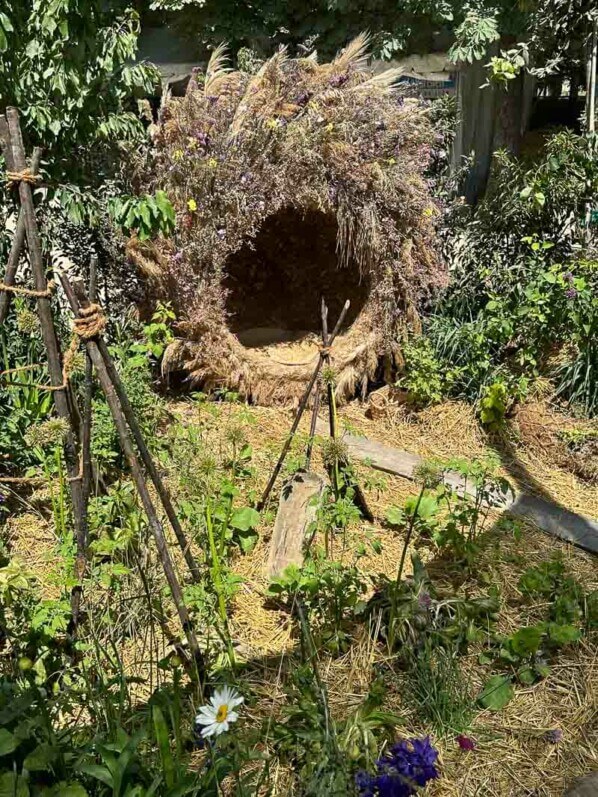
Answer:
[[417, 591, 432, 611], [356, 736, 439, 796], [295, 90, 311, 105], [546, 729, 563, 744], [456, 734, 476, 751], [565, 287, 578, 299], [564, 271, 574, 283], [173, 251, 183, 263], [329, 73, 348, 88], [216, 228, 226, 239]]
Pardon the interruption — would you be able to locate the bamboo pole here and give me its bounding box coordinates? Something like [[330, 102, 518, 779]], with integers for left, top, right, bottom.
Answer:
[[58, 272, 206, 684], [0, 123, 42, 327], [4, 108, 85, 543]]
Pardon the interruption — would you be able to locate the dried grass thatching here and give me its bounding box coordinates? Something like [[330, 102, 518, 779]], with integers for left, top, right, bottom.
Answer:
[[134, 37, 446, 404]]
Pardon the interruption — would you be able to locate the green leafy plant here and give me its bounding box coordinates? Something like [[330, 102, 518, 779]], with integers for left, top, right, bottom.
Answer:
[[396, 336, 449, 408], [448, 8, 500, 64], [267, 553, 368, 654], [411, 458, 513, 569], [405, 639, 475, 735], [110, 192, 176, 241], [478, 379, 509, 429]]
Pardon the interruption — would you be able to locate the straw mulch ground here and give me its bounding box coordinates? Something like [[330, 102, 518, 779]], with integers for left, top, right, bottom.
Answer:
[[165, 395, 597, 795], [5, 395, 597, 796]]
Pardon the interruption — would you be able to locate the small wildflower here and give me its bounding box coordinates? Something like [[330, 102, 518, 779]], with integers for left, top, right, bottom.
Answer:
[[325, 122, 334, 132], [423, 206, 434, 218], [456, 734, 476, 751], [195, 686, 243, 738], [417, 591, 432, 611], [16, 307, 39, 334], [387, 157, 396, 165], [329, 73, 348, 88], [564, 271, 574, 283], [266, 118, 279, 129], [565, 287, 577, 299], [173, 148, 184, 161], [0, 493, 5, 504], [321, 437, 349, 469], [546, 729, 563, 744], [217, 228, 226, 239], [187, 137, 198, 149], [207, 157, 218, 169], [25, 418, 70, 448], [356, 736, 440, 796], [187, 198, 197, 212], [173, 251, 183, 263]]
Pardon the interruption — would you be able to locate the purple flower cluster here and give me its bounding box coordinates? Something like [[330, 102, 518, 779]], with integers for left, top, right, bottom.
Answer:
[[565, 287, 578, 299], [356, 737, 439, 797], [456, 734, 475, 751], [294, 90, 312, 105], [329, 72, 349, 88]]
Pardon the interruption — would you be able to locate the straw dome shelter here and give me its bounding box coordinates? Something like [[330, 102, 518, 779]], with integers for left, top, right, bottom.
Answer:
[[130, 36, 446, 404]]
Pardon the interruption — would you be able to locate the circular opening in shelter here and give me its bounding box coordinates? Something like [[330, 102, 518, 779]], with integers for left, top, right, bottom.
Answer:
[[223, 209, 369, 348]]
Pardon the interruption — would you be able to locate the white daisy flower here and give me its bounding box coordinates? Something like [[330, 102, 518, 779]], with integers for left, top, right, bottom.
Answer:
[[195, 685, 244, 738]]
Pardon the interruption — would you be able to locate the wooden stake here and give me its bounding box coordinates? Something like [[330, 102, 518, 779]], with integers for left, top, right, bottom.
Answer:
[[0, 124, 42, 327], [4, 107, 85, 556], [58, 272, 206, 684], [258, 300, 350, 510], [67, 277, 201, 583], [70, 257, 97, 630]]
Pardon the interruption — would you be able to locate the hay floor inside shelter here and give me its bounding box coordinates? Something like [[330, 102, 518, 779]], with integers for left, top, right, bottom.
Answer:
[[6, 396, 597, 796]]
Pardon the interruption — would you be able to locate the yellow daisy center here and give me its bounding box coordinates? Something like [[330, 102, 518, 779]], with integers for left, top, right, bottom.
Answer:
[[215, 704, 228, 723]]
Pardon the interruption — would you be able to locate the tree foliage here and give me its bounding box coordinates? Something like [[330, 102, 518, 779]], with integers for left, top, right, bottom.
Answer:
[[0, 0, 158, 184]]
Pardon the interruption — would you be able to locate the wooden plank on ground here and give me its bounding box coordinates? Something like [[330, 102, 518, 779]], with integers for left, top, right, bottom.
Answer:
[[313, 419, 598, 555], [267, 471, 324, 577]]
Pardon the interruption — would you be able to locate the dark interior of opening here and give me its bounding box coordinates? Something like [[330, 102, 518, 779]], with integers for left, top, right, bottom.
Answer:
[[223, 209, 369, 347]]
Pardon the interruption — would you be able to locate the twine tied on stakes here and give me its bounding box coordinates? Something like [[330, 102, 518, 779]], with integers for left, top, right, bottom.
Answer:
[[5, 168, 42, 188], [0, 280, 55, 298], [0, 301, 107, 393]]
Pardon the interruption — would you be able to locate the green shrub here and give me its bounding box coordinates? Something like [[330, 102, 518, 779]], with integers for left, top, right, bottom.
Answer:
[[396, 336, 448, 407]]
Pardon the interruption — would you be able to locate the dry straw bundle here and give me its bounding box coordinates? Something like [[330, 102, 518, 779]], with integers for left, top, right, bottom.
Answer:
[[132, 35, 446, 404]]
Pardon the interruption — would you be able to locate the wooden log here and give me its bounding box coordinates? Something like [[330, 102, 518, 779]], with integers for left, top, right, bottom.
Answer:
[[5, 108, 85, 549], [267, 470, 324, 577], [315, 421, 598, 555], [58, 273, 206, 683]]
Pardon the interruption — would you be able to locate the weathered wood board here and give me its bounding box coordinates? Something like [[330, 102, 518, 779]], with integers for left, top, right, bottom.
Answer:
[[267, 471, 324, 577], [314, 419, 598, 555]]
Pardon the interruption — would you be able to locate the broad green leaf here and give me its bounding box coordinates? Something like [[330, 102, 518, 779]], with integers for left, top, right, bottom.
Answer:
[[478, 674, 514, 711], [510, 625, 544, 656], [547, 623, 581, 646], [50, 785, 88, 797], [230, 506, 260, 532], [0, 772, 29, 797], [236, 528, 258, 553], [385, 506, 403, 527], [24, 741, 59, 771], [0, 728, 19, 756], [152, 705, 175, 788], [78, 763, 113, 788]]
